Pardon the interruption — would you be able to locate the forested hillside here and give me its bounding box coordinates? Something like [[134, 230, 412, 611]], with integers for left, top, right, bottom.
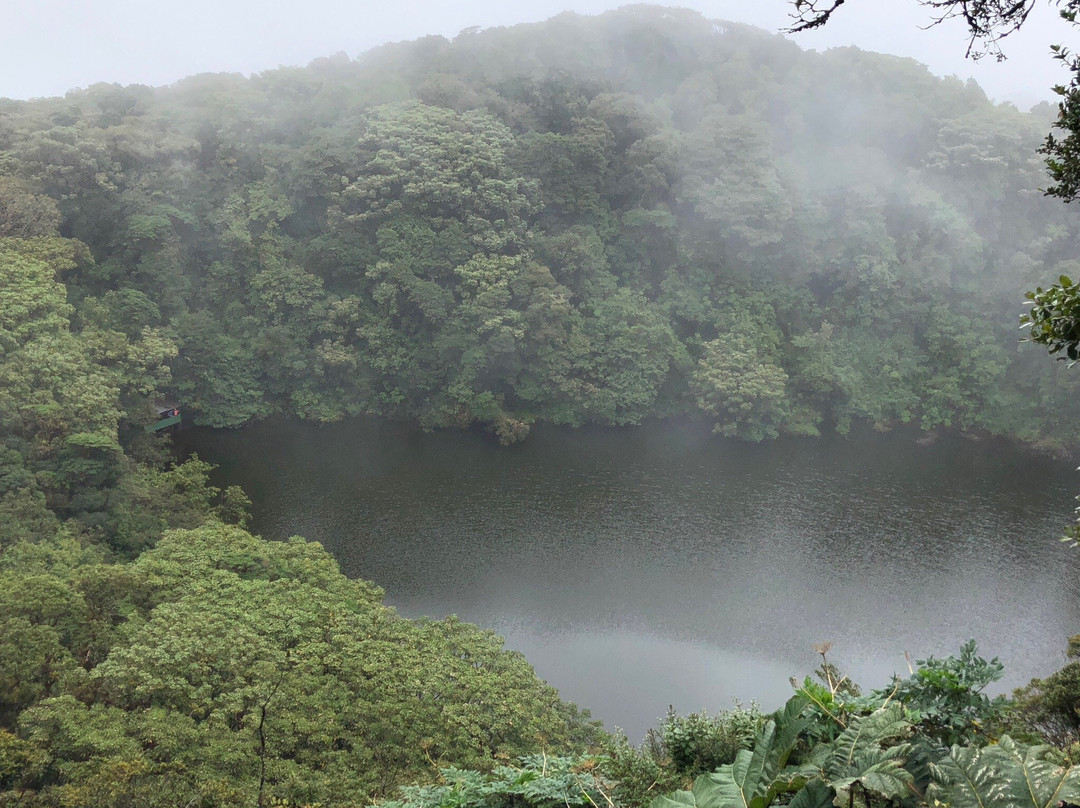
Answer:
[[1, 5, 1076, 446], [0, 236, 597, 804]]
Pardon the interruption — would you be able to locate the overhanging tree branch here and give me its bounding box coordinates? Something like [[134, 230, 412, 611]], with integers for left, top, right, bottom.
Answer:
[[787, 0, 1038, 60], [788, 1, 848, 32]]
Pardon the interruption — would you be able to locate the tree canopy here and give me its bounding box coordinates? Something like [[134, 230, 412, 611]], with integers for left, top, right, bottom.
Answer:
[[0, 5, 1075, 445]]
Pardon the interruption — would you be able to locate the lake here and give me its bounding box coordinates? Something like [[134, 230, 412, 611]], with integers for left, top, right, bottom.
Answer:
[[177, 419, 1080, 741]]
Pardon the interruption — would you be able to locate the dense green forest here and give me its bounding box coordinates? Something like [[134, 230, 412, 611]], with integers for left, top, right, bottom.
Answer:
[[0, 235, 598, 803], [3, 4, 1080, 806], [2, 5, 1078, 445]]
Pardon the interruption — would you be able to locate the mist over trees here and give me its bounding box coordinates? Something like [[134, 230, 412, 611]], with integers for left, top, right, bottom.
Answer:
[[2, 4, 1076, 446]]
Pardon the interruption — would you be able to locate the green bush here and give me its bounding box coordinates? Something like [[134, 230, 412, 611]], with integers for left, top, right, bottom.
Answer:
[[877, 639, 1007, 746], [656, 703, 763, 774], [600, 735, 680, 808], [1003, 636, 1080, 747], [378, 756, 612, 808]]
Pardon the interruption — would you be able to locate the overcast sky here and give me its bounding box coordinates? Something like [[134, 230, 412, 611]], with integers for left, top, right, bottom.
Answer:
[[1, 0, 1071, 107]]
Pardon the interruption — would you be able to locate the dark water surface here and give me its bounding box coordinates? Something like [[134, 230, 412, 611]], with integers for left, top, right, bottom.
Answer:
[[178, 419, 1080, 740]]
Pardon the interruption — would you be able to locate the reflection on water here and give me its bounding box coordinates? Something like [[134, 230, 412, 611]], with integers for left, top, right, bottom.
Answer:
[[179, 419, 1080, 741]]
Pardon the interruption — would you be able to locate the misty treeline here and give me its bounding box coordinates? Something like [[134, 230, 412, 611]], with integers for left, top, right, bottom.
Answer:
[[2, 5, 1076, 446]]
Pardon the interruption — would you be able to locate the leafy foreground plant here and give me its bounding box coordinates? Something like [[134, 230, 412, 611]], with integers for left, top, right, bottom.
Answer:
[[928, 736, 1080, 808], [377, 755, 615, 808], [649, 695, 1080, 808], [649, 699, 913, 808]]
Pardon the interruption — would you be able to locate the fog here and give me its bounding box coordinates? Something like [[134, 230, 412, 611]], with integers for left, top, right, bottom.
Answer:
[[1, 0, 1071, 106]]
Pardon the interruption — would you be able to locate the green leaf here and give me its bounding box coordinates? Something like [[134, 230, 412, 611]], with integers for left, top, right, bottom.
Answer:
[[651, 783, 724, 808], [929, 745, 1011, 808], [816, 705, 914, 803], [787, 780, 835, 808], [928, 736, 1080, 808], [830, 705, 909, 770], [997, 736, 1080, 808]]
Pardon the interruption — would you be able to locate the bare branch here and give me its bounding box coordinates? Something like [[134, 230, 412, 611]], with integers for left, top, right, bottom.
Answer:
[[786, 0, 848, 34], [919, 0, 1037, 60], [786, 0, 1039, 61]]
